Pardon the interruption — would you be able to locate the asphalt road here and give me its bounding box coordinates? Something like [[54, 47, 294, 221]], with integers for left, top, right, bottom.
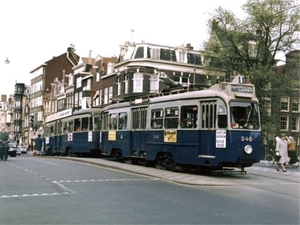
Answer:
[[0, 154, 299, 224]]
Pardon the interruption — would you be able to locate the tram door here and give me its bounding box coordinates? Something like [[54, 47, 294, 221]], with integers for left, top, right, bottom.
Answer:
[[199, 101, 217, 158], [131, 107, 147, 156]]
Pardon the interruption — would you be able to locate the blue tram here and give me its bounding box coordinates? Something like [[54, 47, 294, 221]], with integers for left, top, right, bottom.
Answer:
[[44, 108, 102, 156], [100, 76, 261, 171]]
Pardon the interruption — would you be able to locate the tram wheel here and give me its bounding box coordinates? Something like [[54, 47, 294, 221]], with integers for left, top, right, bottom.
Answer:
[[66, 149, 73, 157], [113, 150, 124, 162], [155, 153, 177, 171]]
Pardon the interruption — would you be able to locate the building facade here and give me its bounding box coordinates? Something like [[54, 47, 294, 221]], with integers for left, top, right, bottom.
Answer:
[[29, 45, 80, 141]]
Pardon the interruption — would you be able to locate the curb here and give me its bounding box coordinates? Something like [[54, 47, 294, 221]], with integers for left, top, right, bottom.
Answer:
[[54, 156, 236, 186]]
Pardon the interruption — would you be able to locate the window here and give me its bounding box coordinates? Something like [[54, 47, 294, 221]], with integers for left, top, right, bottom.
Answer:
[[76, 77, 82, 88], [104, 88, 108, 104], [96, 72, 100, 82], [132, 107, 147, 130], [63, 120, 73, 133], [151, 109, 163, 129], [107, 62, 114, 74], [79, 92, 82, 106], [160, 49, 177, 61], [94, 117, 101, 131], [291, 97, 299, 112], [178, 51, 185, 63], [201, 102, 216, 129], [291, 117, 299, 131], [102, 113, 108, 130], [280, 97, 289, 111], [81, 117, 89, 131], [74, 118, 81, 132], [83, 79, 91, 91], [116, 77, 121, 96], [248, 41, 257, 56], [99, 89, 102, 105], [109, 114, 117, 130], [150, 48, 160, 59], [150, 76, 159, 93], [180, 105, 198, 128], [109, 86, 113, 103], [230, 102, 259, 130], [133, 72, 143, 93], [280, 116, 288, 130], [124, 75, 129, 94], [187, 53, 201, 65], [15, 101, 21, 107], [57, 99, 65, 110], [93, 90, 100, 106], [118, 113, 127, 130], [134, 47, 144, 58], [165, 107, 179, 128], [74, 93, 78, 107]]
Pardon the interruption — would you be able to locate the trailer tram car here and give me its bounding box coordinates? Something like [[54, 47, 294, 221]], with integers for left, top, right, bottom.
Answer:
[[44, 108, 102, 156], [101, 76, 261, 172]]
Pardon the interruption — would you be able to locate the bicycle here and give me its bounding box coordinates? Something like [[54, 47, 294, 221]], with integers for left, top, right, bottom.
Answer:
[[287, 155, 300, 168], [264, 149, 299, 168], [264, 149, 281, 167]]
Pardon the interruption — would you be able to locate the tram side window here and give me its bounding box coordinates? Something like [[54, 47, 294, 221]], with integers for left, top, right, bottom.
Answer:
[[82, 117, 89, 131], [63, 122, 68, 133], [50, 125, 55, 136], [165, 107, 179, 128], [151, 109, 163, 129], [109, 114, 117, 130], [118, 113, 127, 130], [180, 105, 198, 128], [57, 121, 62, 135], [132, 107, 147, 130], [74, 118, 81, 132], [102, 113, 109, 130], [201, 102, 216, 129], [44, 125, 51, 137], [140, 108, 147, 129], [89, 117, 93, 130], [69, 121, 74, 132], [94, 117, 101, 131]]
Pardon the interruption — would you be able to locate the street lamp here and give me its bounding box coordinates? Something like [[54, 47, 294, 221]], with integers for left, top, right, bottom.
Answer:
[[4, 57, 10, 64]]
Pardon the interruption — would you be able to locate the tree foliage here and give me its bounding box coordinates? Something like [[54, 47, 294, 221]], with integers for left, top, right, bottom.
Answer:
[[204, 0, 300, 145]]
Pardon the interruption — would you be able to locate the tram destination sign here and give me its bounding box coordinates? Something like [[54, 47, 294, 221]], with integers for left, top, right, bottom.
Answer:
[[231, 85, 253, 93]]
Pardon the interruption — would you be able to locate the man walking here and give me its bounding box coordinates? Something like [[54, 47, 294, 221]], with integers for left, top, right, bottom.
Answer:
[[35, 134, 43, 156], [0, 126, 10, 161]]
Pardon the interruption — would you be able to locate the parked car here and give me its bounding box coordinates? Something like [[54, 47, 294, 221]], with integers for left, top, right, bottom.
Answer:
[[16, 147, 22, 156], [8, 142, 18, 157], [18, 145, 27, 154]]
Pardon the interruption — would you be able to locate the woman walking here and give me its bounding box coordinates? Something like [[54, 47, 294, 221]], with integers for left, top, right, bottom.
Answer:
[[275, 133, 289, 172]]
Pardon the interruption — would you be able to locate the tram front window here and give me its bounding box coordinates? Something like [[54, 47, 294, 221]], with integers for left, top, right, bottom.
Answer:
[[230, 102, 259, 129]]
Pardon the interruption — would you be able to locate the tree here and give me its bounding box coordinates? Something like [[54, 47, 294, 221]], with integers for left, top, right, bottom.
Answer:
[[204, 0, 300, 146]]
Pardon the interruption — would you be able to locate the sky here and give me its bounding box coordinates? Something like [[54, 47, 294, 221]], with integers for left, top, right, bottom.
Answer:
[[0, 0, 249, 96]]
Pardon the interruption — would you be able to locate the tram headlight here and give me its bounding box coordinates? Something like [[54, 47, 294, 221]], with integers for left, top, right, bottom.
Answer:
[[244, 145, 253, 154]]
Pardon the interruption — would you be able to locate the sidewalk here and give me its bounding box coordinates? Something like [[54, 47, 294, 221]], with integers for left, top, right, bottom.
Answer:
[[54, 156, 237, 186]]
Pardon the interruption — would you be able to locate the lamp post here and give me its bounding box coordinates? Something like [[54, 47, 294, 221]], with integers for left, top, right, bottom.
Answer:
[[4, 57, 10, 64]]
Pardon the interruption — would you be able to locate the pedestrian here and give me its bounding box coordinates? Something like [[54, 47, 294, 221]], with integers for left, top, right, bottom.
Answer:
[[275, 133, 289, 172], [35, 134, 43, 156], [287, 136, 298, 164], [0, 126, 10, 161]]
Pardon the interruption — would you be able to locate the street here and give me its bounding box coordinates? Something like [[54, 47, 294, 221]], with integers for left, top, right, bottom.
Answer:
[[0, 154, 299, 224]]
